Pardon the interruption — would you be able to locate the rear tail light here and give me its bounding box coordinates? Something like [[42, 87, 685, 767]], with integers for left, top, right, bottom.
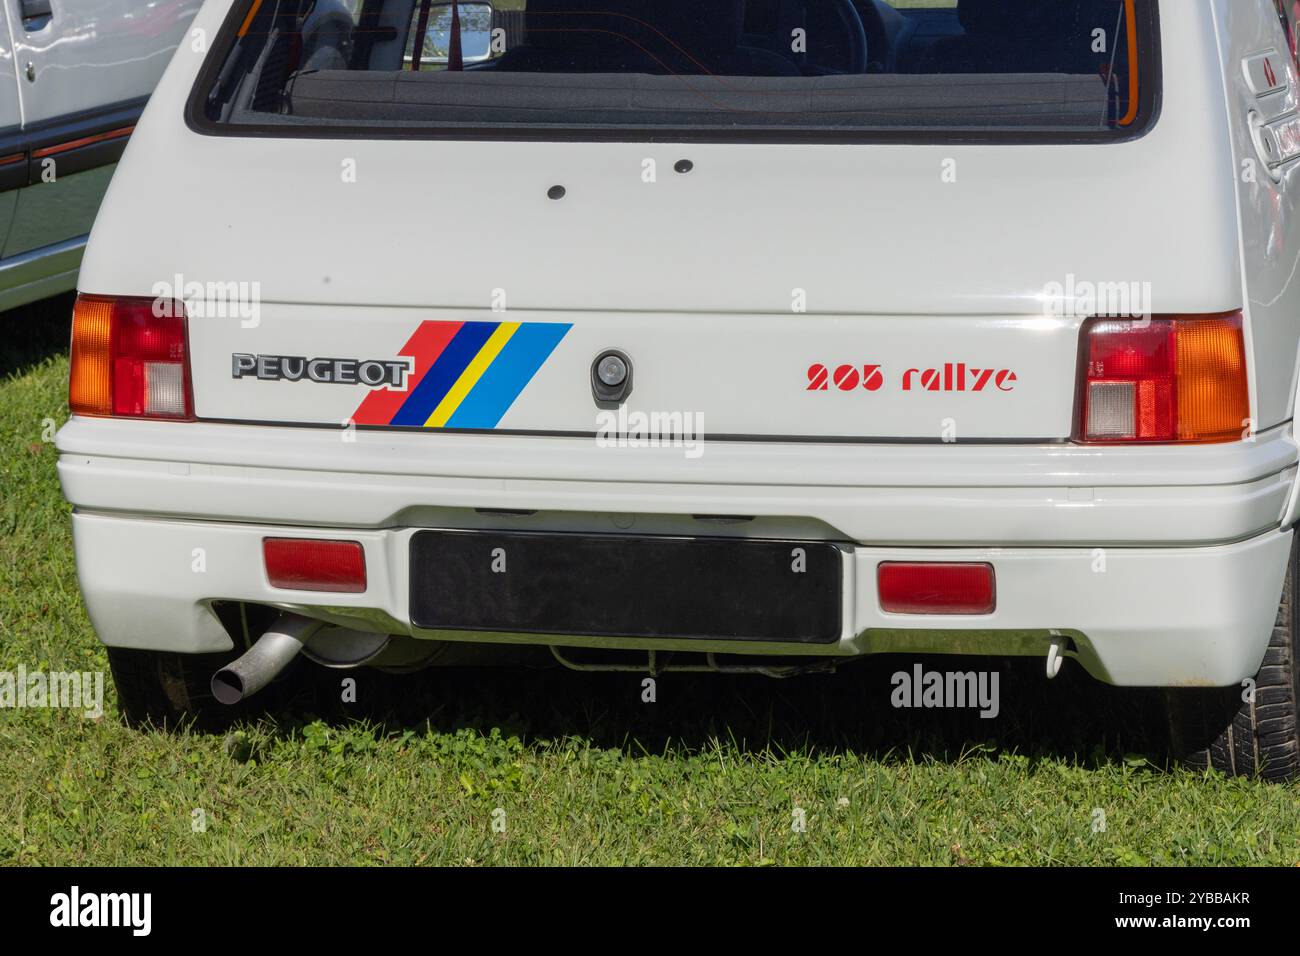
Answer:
[[69, 294, 193, 420], [878, 562, 995, 615], [264, 538, 367, 593], [1076, 313, 1249, 444]]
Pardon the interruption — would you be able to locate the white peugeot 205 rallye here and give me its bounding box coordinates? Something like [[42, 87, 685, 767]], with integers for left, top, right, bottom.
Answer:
[[57, 0, 1300, 779]]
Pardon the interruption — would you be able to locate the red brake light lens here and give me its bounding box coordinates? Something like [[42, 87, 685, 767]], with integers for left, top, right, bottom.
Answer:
[[69, 294, 193, 420], [1077, 313, 1249, 444], [264, 538, 367, 593], [878, 562, 995, 615]]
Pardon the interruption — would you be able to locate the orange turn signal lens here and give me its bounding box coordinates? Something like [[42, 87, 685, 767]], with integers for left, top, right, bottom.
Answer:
[[68, 295, 114, 416], [1175, 315, 1251, 442]]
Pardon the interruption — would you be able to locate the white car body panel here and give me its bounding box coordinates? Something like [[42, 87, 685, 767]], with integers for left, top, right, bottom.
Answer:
[[57, 0, 1300, 686], [0, 0, 201, 309], [5, 0, 202, 125], [192, 305, 1079, 439]]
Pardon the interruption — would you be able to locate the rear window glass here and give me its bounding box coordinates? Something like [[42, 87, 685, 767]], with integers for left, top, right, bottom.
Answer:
[[192, 0, 1158, 140]]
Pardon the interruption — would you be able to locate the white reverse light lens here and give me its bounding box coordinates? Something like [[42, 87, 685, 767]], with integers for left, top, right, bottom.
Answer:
[[1086, 381, 1136, 438], [145, 362, 187, 417]]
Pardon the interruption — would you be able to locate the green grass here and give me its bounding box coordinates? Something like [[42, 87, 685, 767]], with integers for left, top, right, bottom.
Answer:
[[1, 296, 1299, 866]]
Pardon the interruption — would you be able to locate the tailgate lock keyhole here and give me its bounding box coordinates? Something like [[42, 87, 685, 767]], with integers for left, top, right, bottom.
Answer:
[[592, 350, 633, 406]]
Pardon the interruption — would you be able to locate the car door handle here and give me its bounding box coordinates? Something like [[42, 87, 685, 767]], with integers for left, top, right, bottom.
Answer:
[[19, 0, 52, 23]]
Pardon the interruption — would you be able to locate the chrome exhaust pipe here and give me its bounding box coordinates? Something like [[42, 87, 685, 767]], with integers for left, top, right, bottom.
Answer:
[[211, 613, 325, 705]]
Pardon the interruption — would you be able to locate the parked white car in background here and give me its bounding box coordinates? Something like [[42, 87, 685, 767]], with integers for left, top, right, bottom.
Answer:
[[56, 0, 1300, 779], [0, 0, 200, 311]]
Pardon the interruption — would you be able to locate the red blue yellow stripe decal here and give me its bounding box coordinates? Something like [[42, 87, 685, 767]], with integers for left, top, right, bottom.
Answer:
[[352, 319, 570, 429], [352, 320, 462, 425]]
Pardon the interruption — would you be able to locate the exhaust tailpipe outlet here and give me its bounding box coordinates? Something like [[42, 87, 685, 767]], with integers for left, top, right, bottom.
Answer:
[[211, 613, 325, 705]]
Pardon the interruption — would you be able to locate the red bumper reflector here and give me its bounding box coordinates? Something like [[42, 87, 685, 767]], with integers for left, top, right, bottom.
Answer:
[[877, 562, 995, 615], [263, 538, 367, 593]]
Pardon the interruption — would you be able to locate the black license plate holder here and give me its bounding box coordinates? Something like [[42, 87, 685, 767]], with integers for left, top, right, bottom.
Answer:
[[408, 530, 843, 644]]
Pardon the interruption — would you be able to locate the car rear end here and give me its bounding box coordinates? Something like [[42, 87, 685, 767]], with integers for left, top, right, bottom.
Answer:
[[57, 0, 1300, 772]]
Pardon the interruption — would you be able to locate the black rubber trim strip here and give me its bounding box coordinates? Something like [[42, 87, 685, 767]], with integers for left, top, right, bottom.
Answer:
[[0, 98, 145, 192], [29, 126, 135, 182], [187, 0, 1161, 146], [0, 151, 26, 192], [193, 414, 1068, 445]]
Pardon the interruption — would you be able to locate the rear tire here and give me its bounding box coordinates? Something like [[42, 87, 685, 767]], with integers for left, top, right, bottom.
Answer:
[[1165, 534, 1300, 780], [107, 645, 300, 728]]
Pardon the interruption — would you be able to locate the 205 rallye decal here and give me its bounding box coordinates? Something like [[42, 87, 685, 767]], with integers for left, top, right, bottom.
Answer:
[[806, 362, 1019, 393], [349, 319, 571, 429]]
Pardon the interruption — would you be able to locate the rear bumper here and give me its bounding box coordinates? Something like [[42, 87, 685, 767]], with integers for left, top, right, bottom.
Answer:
[[68, 510, 1291, 686], [57, 417, 1300, 687], [56, 418, 1299, 545]]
